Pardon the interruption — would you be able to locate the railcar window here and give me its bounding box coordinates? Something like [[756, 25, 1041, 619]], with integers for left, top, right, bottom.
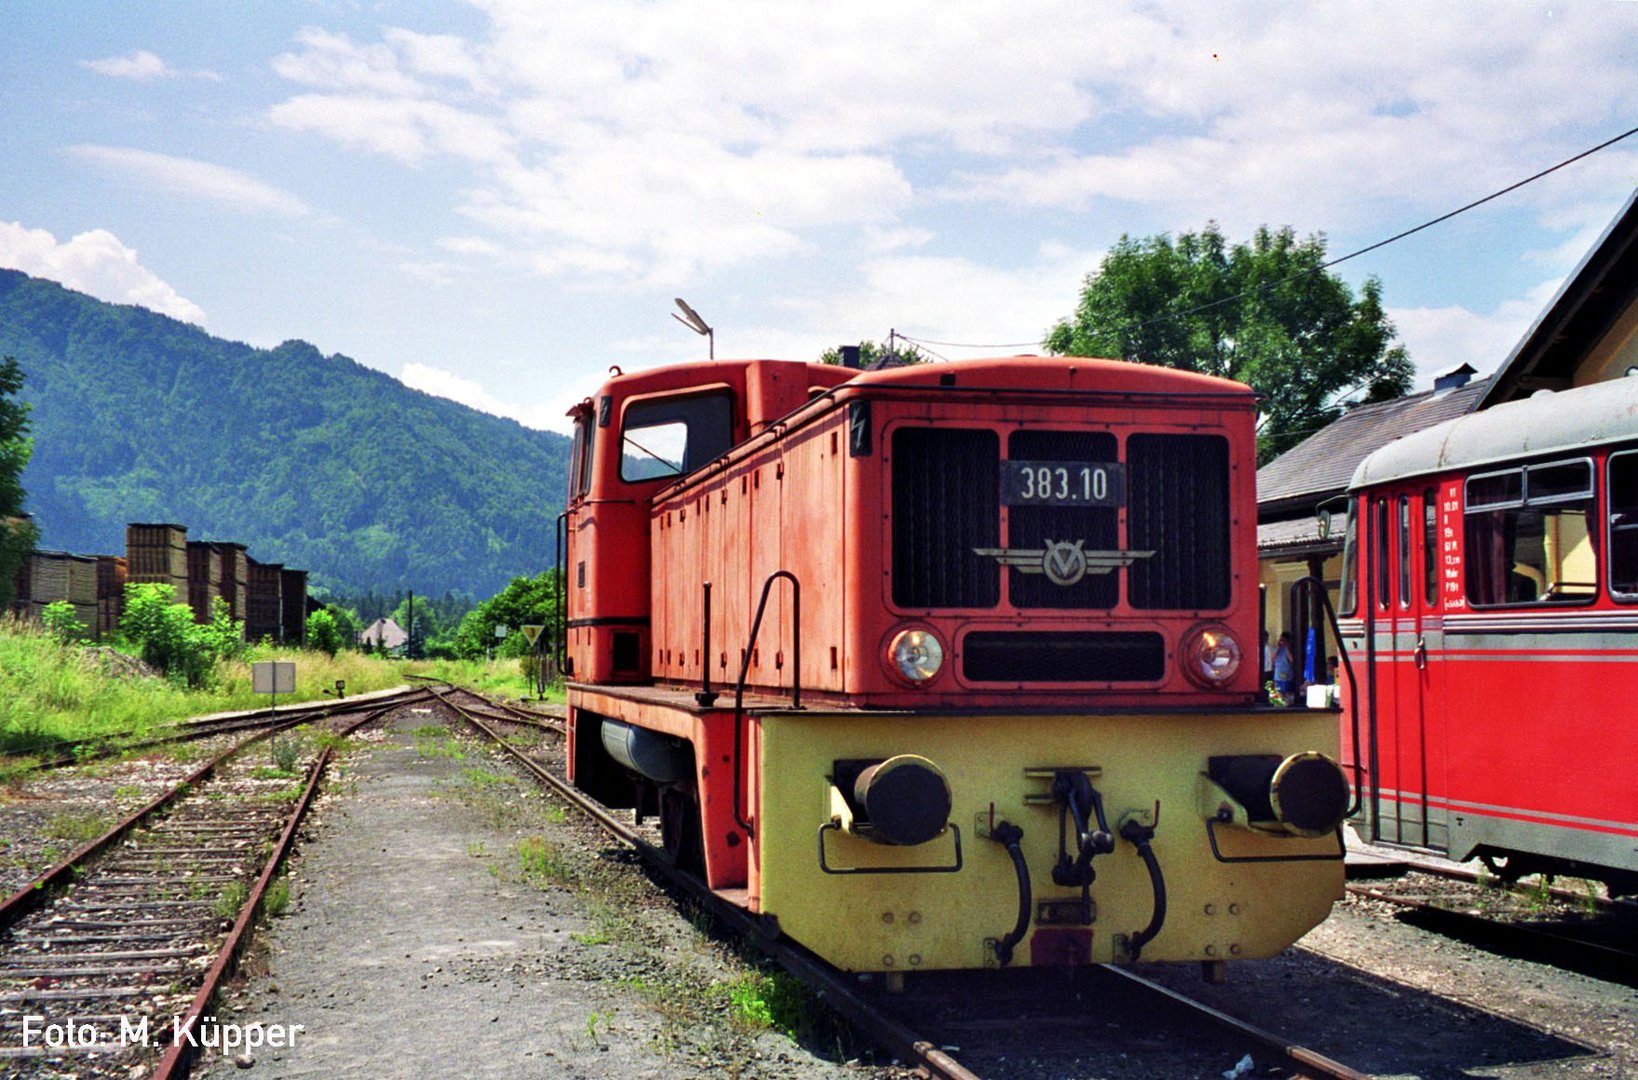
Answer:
[[619, 393, 733, 483], [1373, 498, 1390, 610], [1337, 509, 1358, 616], [1465, 459, 1596, 606], [1423, 490, 1437, 607], [1610, 451, 1638, 599], [1398, 495, 1411, 608]]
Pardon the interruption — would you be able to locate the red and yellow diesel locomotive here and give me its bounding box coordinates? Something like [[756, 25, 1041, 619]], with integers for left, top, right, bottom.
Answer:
[[561, 354, 1350, 975]]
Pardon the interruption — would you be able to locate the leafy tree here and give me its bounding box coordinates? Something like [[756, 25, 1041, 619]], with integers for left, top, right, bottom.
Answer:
[[1045, 224, 1413, 462], [819, 339, 927, 367], [452, 570, 561, 660], [306, 608, 344, 656], [0, 355, 35, 608], [319, 602, 361, 650]]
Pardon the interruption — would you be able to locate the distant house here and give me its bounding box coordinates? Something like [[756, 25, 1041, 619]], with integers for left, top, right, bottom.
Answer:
[[1257, 187, 1638, 675], [359, 617, 408, 654]]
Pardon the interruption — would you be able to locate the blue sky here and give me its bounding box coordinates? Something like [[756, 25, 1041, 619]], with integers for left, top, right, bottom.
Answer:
[[3, 1, 1636, 434]]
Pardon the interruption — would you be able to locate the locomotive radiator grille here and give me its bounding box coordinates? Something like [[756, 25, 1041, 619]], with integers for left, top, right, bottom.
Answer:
[[891, 428, 1000, 609], [1127, 433, 1231, 610]]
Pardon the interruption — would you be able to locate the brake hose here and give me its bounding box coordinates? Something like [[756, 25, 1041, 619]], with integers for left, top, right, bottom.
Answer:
[[1121, 818, 1167, 961], [989, 821, 1031, 966]]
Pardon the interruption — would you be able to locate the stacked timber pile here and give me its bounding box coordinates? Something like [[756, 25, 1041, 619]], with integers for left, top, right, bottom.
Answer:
[[211, 542, 249, 623], [246, 558, 284, 643], [186, 541, 223, 622], [126, 523, 188, 593], [13, 550, 99, 633], [279, 567, 308, 645], [96, 555, 127, 638]]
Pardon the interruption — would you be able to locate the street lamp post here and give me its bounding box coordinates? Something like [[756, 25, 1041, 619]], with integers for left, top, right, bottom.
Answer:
[[672, 298, 714, 359]]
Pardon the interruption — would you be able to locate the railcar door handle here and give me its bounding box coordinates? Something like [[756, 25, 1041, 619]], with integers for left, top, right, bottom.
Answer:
[[1414, 635, 1426, 670]]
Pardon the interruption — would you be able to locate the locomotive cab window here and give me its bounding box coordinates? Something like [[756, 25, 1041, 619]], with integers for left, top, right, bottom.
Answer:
[[619, 392, 733, 483], [1465, 458, 1595, 606], [1610, 450, 1638, 599], [568, 412, 595, 501]]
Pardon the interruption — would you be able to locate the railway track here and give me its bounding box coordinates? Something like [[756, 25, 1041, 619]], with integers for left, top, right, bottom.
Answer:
[[1345, 860, 1638, 987], [434, 685, 1370, 1080], [0, 689, 432, 1079], [6, 692, 396, 774]]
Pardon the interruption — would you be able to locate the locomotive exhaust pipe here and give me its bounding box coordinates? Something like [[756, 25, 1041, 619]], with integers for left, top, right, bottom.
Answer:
[[1206, 752, 1349, 837]]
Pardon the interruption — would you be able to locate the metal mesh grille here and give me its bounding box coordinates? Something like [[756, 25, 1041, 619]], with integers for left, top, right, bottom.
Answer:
[[891, 428, 999, 608], [962, 631, 1164, 682], [1127, 433, 1230, 610], [1007, 430, 1119, 609]]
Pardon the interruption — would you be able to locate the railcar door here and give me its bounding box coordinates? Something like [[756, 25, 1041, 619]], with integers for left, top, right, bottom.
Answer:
[[1367, 487, 1445, 849]]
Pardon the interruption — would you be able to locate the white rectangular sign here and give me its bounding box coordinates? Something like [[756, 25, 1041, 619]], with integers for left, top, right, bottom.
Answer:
[[252, 661, 296, 695]]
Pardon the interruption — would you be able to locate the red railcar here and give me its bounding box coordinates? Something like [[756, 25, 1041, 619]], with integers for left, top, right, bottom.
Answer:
[[563, 355, 1350, 974], [1337, 375, 1638, 892]]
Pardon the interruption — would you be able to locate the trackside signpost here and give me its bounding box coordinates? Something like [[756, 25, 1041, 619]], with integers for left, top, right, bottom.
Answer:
[[521, 624, 546, 699], [253, 661, 296, 766]]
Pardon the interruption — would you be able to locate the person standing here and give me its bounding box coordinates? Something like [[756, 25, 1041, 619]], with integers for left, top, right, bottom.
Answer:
[[1273, 631, 1296, 701]]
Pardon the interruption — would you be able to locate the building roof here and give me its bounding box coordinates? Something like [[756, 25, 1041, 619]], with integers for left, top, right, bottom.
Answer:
[[1257, 376, 1490, 515], [360, 617, 408, 650], [1478, 189, 1638, 408], [1351, 374, 1638, 490], [1256, 512, 1350, 559]]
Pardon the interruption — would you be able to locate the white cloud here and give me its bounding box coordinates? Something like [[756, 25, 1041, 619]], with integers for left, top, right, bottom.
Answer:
[[67, 146, 309, 217], [272, 28, 424, 96], [400, 360, 588, 432], [81, 49, 219, 82], [1389, 277, 1564, 389], [0, 221, 206, 324], [263, 1, 1638, 289], [268, 94, 513, 166], [948, 4, 1638, 233]]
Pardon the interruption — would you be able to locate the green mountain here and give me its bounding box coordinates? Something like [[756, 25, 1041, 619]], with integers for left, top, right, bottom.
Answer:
[[0, 269, 569, 597]]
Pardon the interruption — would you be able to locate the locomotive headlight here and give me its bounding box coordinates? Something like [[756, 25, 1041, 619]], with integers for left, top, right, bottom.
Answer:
[[886, 627, 945, 685], [1181, 623, 1241, 688]]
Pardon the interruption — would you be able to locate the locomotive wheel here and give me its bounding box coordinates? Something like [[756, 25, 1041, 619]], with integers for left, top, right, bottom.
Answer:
[[660, 787, 705, 877]]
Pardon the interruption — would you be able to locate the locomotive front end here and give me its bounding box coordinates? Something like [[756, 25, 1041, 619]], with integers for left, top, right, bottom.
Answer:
[[752, 705, 1346, 971]]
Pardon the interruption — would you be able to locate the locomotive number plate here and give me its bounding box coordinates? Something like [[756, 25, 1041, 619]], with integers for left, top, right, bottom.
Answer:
[[1001, 461, 1124, 507]]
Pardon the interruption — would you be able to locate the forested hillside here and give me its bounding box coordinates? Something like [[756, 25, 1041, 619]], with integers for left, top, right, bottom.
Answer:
[[0, 269, 569, 597]]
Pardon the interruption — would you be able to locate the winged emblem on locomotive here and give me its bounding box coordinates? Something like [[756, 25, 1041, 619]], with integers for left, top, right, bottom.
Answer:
[[973, 539, 1155, 587]]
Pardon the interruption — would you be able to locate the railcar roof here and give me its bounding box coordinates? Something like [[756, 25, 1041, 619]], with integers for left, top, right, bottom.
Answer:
[[1349, 376, 1638, 490]]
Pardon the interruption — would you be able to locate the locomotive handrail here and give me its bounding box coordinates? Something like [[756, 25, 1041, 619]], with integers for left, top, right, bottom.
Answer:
[[555, 511, 570, 677], [1296, 574, 1364, 818], [732, 570, 802, 837]]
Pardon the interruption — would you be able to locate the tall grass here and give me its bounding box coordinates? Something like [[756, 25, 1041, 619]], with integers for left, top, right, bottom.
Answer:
[[0, 616, 407, 758], [405, 656, 562, 703]]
